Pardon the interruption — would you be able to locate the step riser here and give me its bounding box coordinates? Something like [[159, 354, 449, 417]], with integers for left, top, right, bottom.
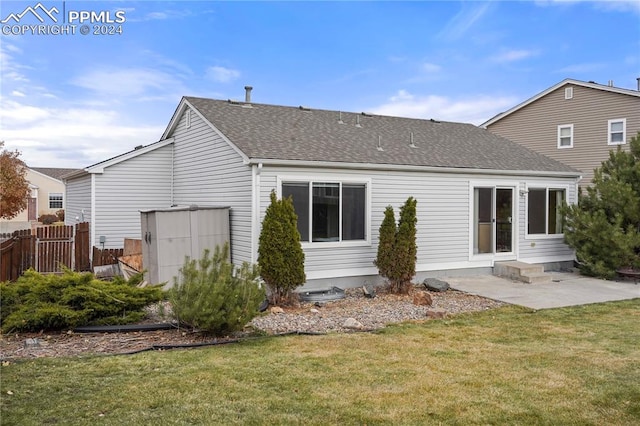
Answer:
[[494, 261, 550, 284]]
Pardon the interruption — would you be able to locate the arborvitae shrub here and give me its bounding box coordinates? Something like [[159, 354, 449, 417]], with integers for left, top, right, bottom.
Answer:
[[0, 268, 164, 333], [563, 132, 640, 278], [258, 191, 306, 305], [374, 206, 397, 286], [374, 197, 418, 293], [169, 243, 265, 336]]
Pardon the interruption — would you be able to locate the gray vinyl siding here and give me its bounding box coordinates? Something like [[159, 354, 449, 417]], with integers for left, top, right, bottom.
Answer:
[[487, 85, 640, 185], [169, 108, 253, 265], [93, 145, 173, 249], [258, 166, 577, 280], [64, 174, 91, 226]]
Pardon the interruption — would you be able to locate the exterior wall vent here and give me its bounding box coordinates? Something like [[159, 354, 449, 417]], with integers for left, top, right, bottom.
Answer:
[[565, 87, 573, 100]]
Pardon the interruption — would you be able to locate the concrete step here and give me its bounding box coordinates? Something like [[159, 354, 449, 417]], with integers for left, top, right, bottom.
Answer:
[[520, 272, 553, 284], [494, 261, 550, 284]]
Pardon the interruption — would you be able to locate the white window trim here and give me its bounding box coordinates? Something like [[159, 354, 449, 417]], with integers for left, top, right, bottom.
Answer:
[[525, 185, 569, 240], [277, 175, 372, 248], [48, 192, 64, 209], [564, 87, 573, 100], [557, 124, 574, 149], [607, 118, 626, 146]]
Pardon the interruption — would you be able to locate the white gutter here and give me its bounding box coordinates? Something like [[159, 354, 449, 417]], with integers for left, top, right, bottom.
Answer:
[[246, 158, 582, 179]]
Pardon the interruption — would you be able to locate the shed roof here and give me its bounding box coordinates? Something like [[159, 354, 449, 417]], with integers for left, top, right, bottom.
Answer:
[[182, 96, 578, 175]]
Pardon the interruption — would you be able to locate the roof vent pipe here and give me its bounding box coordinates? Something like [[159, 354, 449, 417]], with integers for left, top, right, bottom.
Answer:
[[409, 132, 416, 148], [338, 111, 344, 124], [608, 80, 614, 87], [244, 86, 253, 103], [377, 135, 383, 151], [637, 77, 640, 91], [356, 115, 361, 128]]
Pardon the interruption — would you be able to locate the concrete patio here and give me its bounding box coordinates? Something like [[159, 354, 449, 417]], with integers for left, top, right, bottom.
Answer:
[[444, 271, 640, 310]]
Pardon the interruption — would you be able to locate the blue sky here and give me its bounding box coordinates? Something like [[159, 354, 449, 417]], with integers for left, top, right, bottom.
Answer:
[[1, 0, 639, 168]]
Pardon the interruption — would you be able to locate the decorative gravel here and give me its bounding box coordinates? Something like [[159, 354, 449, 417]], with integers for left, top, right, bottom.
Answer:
[[0, 288, 506, 361], [249, 288, 506, 334]]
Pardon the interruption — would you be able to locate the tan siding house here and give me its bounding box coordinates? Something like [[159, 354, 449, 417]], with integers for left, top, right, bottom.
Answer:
[[482, 79, 640, 185], [0, 167, 78, 233]]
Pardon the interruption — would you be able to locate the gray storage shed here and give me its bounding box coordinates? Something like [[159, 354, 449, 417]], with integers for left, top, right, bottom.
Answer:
[[140, 206, 230, 287]]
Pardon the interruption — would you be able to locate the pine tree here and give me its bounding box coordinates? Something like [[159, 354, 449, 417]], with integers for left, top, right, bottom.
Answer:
[[563, 132, 640, 278], [258, 191, 306, 305]]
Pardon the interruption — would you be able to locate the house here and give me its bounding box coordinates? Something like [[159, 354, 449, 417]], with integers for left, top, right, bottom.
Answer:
[[65, 90, 581, 289], [0, 167, 78, 233], [482, 78, 640, 185]]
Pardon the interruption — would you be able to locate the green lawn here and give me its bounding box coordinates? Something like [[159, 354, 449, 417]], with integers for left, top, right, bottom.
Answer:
[[2, 300, 639, 425]]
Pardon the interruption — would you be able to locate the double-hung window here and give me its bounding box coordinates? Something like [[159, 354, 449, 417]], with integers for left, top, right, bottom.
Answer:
[[557, 124, 573, 149], [527, 188, 565, 236], [281, 180, 367, 243], [49, 193, 63, 209], [608, 118, 626, 145]]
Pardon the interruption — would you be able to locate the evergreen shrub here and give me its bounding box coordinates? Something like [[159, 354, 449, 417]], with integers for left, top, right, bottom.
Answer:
[[0, 268, 164, 333], [258, 191, 306, 305], [169, 243, 265, 336]]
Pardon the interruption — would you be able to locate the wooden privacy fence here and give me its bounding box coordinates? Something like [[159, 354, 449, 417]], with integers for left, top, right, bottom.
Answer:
[[0, 222, 91, 282]]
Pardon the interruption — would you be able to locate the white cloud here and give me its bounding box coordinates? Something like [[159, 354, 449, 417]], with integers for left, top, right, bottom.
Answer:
[[0, 99, 163, 168], [438, 2, 492, 41], [206, 66, 241, 83], [369, 89, 519, 125], [422, 63, 442, 73], [71, 68, 185, 99], [11, 90, 25, 97], [491, 49, 538, 63], [535, 0, 640, 14]]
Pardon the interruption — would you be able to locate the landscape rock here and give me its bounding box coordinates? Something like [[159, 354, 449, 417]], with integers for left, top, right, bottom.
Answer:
[[310, 308, 320, 314], [412, 292, 433, 306], [423, 278, 450, 292], [426, 308, 447, 319], [362, 283, 376, 299], [270, 306, 285, 314], [342, 318, 364, 330]]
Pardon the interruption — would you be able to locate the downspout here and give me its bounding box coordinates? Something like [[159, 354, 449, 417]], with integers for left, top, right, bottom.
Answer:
[[251, 163, 262, 264], [90, 173, 96, 258], [170, 141, 175, 206]]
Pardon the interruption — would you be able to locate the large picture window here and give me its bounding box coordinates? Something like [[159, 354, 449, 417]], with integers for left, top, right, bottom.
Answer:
[[282, 181, 367, 243], [527, 188, 565, 235]]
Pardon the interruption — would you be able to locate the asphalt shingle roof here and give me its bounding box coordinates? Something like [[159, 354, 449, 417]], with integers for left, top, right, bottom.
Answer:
[[185, 97, 579, 174], [31, 167, 81, 181]]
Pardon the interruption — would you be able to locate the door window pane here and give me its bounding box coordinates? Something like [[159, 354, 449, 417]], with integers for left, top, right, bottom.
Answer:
[[548, 189, 565, 234]]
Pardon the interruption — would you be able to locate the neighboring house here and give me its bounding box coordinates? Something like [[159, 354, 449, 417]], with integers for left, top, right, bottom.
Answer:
[[482, 78, 640, 185], [65, 92, 581, 289], [0, 167, 77, 233]]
